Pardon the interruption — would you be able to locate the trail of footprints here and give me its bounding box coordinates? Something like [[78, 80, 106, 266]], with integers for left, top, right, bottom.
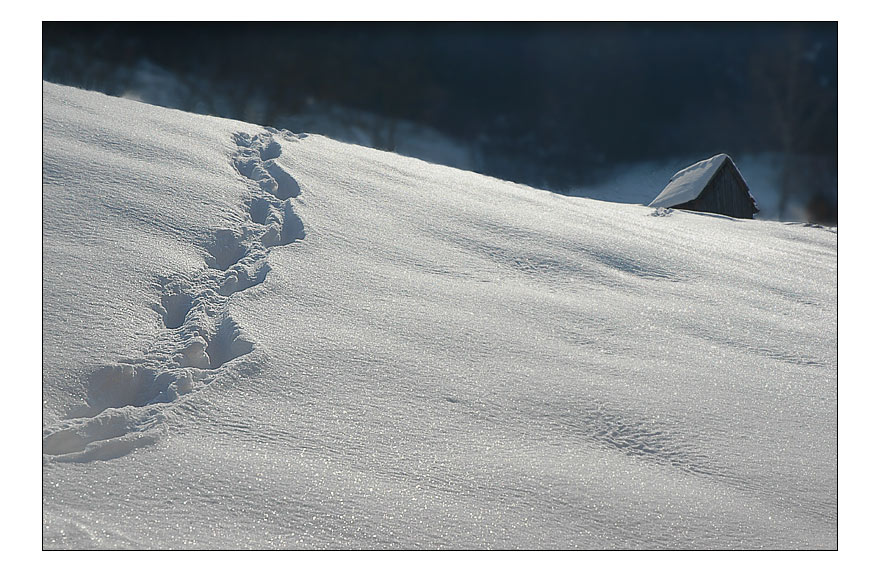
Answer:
[[43, 129, 306, 463]]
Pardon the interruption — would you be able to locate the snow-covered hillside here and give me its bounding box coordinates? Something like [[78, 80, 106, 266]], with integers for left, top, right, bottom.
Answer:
[[42, 82, 837, 549]]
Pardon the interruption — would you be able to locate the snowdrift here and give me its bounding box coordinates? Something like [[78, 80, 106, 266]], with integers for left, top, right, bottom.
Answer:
[[42, 82, 837, 549]]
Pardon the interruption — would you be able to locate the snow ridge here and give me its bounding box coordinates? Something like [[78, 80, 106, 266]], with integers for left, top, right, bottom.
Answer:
[[42, 129, 305, 463]]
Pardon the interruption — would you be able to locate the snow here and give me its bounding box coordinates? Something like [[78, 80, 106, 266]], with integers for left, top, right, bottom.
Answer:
[[648, 153, 752, 209], [42, 82, 837, 549]]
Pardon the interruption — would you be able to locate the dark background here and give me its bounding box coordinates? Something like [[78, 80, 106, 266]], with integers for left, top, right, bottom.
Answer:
[[43, 22, 838, 222]]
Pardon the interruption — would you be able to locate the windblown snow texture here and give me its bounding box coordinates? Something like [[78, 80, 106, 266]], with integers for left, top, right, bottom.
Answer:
[[42, 82, 836, 549]]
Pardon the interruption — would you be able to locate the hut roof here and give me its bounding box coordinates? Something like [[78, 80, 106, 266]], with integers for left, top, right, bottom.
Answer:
[[649, 154, 752, 209]]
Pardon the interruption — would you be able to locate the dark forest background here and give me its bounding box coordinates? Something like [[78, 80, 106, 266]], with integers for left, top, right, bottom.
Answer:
[[43, 22, 838, 222]]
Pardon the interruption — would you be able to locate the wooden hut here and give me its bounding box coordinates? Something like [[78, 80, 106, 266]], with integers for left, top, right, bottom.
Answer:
[[649, 154, 759, 219]]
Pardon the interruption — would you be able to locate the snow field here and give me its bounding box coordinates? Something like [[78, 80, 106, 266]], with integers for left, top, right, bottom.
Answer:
[[42, 82, 836, 549]]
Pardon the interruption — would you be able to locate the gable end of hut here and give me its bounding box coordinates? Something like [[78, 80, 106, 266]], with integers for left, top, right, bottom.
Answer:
[[674, 158, 758, 219]]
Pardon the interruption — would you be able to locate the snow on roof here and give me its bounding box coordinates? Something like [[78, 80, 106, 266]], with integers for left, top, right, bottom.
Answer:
[[648, 154, 742, 209]]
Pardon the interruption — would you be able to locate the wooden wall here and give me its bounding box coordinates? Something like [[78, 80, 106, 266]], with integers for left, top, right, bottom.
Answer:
[[675, 159, 758, 219]]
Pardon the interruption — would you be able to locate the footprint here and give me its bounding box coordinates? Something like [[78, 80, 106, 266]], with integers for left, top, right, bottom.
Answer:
[[218, 260, 270, 296], [43, 408, 161, 463], [158, 291, 194, 329], [84, 364, 197, 414], [249, 197, 271, 224], [205, 316, 255, 369], [264, 160, 300, 199], [206, 229, 247, 271], [86, 364, 161, 412], [45, 129, 304, 464], [259, 138, 282, 161], [280, 204, 305, 244]]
